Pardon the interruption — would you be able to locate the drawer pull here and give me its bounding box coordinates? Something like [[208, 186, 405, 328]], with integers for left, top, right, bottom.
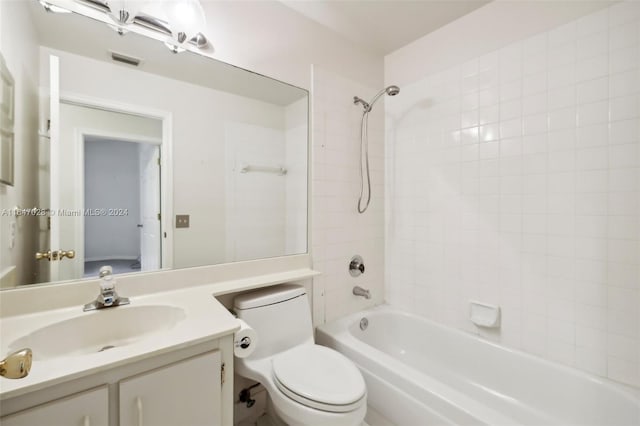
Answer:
[[136, 397, 143, 426]]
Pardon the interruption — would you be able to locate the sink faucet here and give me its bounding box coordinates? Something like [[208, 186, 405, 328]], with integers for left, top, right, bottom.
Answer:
[[353, 286, 371, 299], [83, 266, 130, 311]]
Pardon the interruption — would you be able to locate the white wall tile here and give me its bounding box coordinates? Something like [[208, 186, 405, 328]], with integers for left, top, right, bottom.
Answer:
[[575, 54, 609, 82], [549, 86, 576, 110], [523, 113, 549, 135], [577, 77, 608, 104], [609, 119, 639, 145], [577, 100, 609, 126], [577, 123, 608, 147], [549, 107, 576, 131], [576, 31, 608, 61], [610, 95, 640, 122], [609, 46, 639, 74], [610, 70, 640, 99], [609, 21, 639, 51]]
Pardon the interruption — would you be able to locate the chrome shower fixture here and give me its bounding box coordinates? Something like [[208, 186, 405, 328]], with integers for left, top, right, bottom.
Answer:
[[354, 85, 400, 214], [353, 85, 400, 113]]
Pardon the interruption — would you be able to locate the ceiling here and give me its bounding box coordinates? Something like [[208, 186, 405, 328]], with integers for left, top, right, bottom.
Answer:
[[278, 0, 491, 55]]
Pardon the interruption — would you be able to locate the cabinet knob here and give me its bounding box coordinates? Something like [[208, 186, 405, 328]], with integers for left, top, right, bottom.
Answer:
[[0, 348, 32, 379]]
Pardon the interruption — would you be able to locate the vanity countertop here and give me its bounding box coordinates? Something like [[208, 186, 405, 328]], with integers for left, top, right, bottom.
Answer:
[[0, 286, 239, 400]]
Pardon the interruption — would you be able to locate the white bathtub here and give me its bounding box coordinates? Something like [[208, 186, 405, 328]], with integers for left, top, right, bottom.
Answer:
[[316, 305, 640, 426]]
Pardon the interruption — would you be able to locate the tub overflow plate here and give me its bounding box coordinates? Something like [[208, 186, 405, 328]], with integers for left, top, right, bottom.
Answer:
[[360, 317, 369, 331]]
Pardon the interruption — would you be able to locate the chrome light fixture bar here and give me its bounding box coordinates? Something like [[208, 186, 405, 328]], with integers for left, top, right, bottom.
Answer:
[[41, 0, 210, 52]]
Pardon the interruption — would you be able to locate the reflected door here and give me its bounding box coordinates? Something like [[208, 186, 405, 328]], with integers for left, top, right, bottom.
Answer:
[[139, 144, 160, 270]]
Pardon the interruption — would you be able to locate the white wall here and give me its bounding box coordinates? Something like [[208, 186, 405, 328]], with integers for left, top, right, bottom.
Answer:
[[84, 139, 141, 261], [385, 1, 640, 387], [0, 1, 41, 287], [285, 97, 308, 254], [311, 66, 385, 323]]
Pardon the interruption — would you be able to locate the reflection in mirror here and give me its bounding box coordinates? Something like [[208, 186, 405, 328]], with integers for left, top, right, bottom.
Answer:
[[0, 1, 308, 289]]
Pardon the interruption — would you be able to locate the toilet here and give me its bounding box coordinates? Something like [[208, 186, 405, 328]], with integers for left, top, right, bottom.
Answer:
[[233, 284, 367, 426]]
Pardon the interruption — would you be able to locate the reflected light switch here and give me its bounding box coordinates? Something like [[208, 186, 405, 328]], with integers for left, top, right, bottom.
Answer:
[[175, 215, 190, 228]]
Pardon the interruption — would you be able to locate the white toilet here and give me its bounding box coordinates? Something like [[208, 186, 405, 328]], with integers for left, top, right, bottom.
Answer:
[[233, 284, 367, 426]]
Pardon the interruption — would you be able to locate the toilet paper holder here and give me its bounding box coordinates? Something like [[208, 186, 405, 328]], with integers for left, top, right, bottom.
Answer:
[[236, 336, 251, 349]]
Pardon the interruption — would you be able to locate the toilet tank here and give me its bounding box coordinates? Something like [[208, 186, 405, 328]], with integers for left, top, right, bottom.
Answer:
[[234, 284, 314, 359]]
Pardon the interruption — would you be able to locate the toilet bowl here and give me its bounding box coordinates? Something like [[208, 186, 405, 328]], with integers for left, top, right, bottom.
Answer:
[[234, 285, 366, 426]]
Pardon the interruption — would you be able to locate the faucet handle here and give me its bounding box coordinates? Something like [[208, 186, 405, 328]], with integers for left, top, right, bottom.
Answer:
[[99, 265, 113, 278], [349, 255, 365, 277]]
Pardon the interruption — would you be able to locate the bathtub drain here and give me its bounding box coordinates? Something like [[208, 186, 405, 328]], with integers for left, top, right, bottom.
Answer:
[[360, 317, 368, 331]]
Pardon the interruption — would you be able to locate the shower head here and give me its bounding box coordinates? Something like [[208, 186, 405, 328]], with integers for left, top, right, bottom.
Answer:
[[386, 85, 400, 96], [354, 85, 401, 112]]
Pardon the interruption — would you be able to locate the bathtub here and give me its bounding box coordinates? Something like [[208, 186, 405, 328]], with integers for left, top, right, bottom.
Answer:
[[316, 305, 640, 426]]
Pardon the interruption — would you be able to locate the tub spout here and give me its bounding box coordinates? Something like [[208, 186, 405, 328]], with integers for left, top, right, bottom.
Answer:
[[353, 286, 371, 299]]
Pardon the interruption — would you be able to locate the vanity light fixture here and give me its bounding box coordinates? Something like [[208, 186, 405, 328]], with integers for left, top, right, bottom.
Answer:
[[40, 0, 210, 53], [105, 0, 209, 53], [165, 0, 207, 49]]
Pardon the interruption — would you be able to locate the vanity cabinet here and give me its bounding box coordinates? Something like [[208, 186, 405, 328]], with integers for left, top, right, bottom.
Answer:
[[1, 337, 234, 426], [0, 386, 109, 426], [119, 351, 222, 426]]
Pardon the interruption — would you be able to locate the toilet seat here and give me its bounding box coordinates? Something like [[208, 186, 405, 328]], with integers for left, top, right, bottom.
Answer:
[[271, 345, 366, 413]]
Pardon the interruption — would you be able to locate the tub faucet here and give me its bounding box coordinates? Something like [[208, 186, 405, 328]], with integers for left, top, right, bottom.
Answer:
[[353, 286, 371, 299], [83, 266, 130, 311]]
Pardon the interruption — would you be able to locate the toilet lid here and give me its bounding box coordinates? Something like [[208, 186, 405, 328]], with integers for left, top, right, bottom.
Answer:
[[272, 345, 366, 411]]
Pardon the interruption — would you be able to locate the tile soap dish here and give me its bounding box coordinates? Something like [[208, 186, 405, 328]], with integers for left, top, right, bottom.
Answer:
[[470, 301, 501, 328]]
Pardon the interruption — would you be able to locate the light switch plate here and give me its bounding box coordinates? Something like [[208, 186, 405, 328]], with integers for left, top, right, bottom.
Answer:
[[175, 215, 190, 228]]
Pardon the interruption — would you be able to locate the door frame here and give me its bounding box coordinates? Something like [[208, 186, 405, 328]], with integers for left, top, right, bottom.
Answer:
[[61, 91, 173, 277]]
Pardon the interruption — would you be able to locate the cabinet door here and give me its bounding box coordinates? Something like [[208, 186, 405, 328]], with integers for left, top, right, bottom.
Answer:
[[119, 351, 222, 426], [0, 386, 108, 426]]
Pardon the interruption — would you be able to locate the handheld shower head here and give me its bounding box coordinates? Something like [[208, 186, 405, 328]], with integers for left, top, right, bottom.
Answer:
[[353, 84, 401, 214], [386, 85, 400, 96], [354, 85, 401, 112]]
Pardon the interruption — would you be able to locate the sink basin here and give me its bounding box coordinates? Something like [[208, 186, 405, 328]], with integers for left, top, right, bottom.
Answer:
[[8, 305, 186, 361]]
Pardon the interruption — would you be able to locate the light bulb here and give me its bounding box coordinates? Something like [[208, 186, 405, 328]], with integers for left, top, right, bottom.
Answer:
[[167, 0, 206, 45]]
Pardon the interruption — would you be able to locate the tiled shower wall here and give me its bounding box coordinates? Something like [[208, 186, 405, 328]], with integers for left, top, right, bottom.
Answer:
[[386, 2, 640, 387], [312, 66, 385, 323]]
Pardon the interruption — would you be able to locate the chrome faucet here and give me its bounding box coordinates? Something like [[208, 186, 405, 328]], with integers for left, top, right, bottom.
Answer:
[[353, 286, 371, 299], [83, 266, 130, 311]]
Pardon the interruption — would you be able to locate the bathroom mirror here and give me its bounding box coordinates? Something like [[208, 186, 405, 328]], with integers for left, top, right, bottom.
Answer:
[[0, 1, 308, 289]]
